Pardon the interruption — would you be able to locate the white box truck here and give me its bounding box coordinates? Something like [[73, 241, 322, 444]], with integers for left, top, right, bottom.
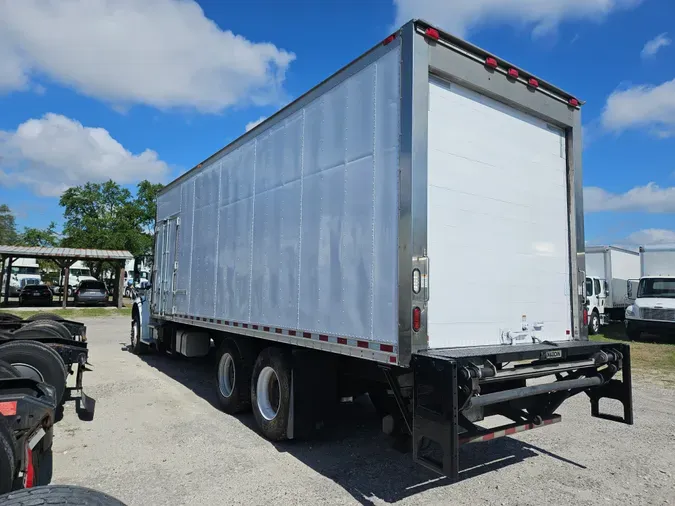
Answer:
[[131, 20, 632, 479], [584, 246, 640, 334], [625, 244, 675, 339]]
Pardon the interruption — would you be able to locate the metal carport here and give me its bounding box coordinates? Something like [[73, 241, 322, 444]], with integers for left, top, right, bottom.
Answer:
[[0, 246, 133, 309]]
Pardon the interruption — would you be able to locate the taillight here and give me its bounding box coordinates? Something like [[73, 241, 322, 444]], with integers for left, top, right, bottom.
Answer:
[[583, 308, 589, 326], [413, 307, 421, 332]]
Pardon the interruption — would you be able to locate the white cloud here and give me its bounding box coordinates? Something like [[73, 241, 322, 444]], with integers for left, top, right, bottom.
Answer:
[[245, 116, 267, 132], [584, 183, 675, 213], [0, 113, 169, 197], [626, 229, 675, 245], [393, 0, 643, 38], [0, 0, 295, 112], [641, 33, 671, 59], [601, 79, 675, 137]]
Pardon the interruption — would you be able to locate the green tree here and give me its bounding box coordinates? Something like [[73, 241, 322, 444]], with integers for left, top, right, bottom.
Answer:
[[0, 204, 18, 245], [59, 180, 163, 270], [21, 222, 59, 247]]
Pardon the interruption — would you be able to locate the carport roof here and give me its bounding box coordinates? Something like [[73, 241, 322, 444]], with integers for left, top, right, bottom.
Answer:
[[0, 245, 133, 261]]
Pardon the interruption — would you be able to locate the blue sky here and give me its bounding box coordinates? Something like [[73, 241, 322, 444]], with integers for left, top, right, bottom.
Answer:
[[0, 0, 673, 246]]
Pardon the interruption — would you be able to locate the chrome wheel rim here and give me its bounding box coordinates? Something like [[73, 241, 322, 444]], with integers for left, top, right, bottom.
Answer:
[[592, 316, 599, 333], [130, 320, 138, 347], [218, 353, 236, 398], [256, 366, 280, 421]]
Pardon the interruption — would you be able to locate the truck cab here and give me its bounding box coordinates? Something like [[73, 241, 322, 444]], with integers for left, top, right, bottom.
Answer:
[[3, 259, 42, 297], [586, 276, 608, 334], [625, 276, 675, 339]]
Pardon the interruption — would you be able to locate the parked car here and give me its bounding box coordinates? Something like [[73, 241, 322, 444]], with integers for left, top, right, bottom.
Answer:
[[74, 280, 108, 306], [18, 285, 53, 307]]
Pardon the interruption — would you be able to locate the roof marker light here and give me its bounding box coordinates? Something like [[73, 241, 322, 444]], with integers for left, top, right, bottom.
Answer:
[[425, 28, 440, 40], [569, 98, 580, 107], [508, 68, 519, 78], [383, 34, 396, 46], [528, 78, 539, 88], [485, 57, 498, 68]]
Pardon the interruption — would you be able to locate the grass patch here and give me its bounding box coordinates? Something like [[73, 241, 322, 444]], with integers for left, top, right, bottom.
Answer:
[[1, 307, 131, 320], [592, 323, 675, 386]]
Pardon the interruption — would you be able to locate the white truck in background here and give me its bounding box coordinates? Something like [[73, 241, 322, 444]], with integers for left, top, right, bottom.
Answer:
[[585, 246, 640, 334], [625, 244, 675, 339], [131, 20, 633, 479], [53, 261, 97, 295], [2, 258, 42, 296], [124, 259, 151, 297]]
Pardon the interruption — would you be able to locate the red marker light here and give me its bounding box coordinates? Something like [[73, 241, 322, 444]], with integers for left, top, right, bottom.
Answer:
[[508, 68, 519, 78], [569, 98, 580, 107], [383, 34, 396, 46], [485, 57, 498, 68], [413, 307, 421, 332], [425, 28, 440, 40], [528, 78, 539, 88]]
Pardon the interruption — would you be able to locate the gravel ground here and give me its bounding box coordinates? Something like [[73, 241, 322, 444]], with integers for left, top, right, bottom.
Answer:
[[51, 317, 675, 505]]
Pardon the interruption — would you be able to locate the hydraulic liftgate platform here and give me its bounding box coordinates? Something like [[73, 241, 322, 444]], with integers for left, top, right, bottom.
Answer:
[[410, 340, 632, 479]]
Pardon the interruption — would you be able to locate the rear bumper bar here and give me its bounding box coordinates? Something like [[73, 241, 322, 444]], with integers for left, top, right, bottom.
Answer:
[[411, 340, 632, 479]]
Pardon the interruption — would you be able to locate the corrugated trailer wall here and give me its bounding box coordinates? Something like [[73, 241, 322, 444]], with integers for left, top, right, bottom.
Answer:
[[156, 44, 401, 347]]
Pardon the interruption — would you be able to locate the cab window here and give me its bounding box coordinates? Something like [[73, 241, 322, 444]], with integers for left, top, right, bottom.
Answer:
[[586, 278, 593, 296], [594, 279, 601, 297]]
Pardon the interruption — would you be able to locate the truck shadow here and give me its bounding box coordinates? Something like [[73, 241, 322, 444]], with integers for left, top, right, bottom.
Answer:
[[132, 347, 586, 504]]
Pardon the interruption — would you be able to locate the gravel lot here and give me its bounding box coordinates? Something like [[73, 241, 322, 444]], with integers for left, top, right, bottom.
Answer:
[[52, 317, 675, 505]]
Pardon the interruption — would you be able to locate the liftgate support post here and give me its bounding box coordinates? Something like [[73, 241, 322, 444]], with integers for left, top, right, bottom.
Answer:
[[411, 354, 460, 480]]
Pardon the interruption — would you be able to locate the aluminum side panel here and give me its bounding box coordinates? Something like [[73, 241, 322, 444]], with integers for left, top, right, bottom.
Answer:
[[154, 43, 401, 346]]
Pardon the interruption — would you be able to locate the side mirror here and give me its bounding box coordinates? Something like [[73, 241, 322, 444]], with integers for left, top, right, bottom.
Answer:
[[627, 281, 633, 299]]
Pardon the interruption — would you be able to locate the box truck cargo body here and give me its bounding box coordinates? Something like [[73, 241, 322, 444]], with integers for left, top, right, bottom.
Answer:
[[584, 246, 640, 332], [625, 244, 675, 339], [133, 20, 632, 479]]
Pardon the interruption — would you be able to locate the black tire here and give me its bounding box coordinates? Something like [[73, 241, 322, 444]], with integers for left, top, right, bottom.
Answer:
[[26, 313, 64, 322], [0, 485, 127, 505], [0, 313, 22, 322], [0, 341, 67, 403], [625, 322, 641, 341], [16, 321, 72, 341], [588, 311, 601, 335], [0, 416, 16, 495], [215, 338, 254, 414], [251, 348, 292, 441], [130, 313, 147, 355]]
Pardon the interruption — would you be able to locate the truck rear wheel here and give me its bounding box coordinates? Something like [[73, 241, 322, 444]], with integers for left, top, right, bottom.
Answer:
[[25, 313, 64, 322], [15, 321, 72, 341], [251, 348, 292, 441], [216, 339, 253, 414], [0, 417, 16, 495], [0, 485, 127, 505], [0, 341, 67, 403], [588, 311, 600, 335]]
